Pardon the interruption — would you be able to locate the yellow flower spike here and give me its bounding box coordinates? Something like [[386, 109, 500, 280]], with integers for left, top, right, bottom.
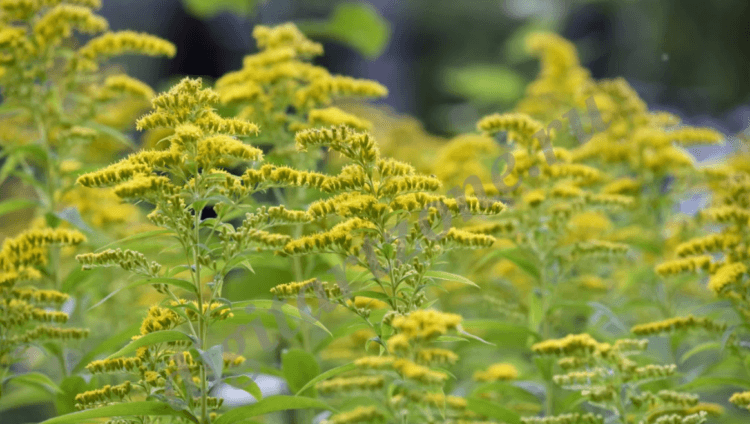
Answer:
[[525, 32, 581, 79], [398, 361, 448, 385], [415, 348, 459, 366], [354, 356, 396, 370], [700, 205, 750, 224], [269, 278, 340, 299], [570, 240, 628, 259], [378, 175, 442, 197], [631, 315, 727, 336], [347, 296, 388, 311], [76, 30, 175, 67], [252, 23, 323, 57], [33, 4, 108, 48], [708, 262, 747, 295], [729, 391, 750, 410], [101, 74, 155, 100], [113, 175, 177, 200], [321, 405, 385, 424], [670, 127, 723, 146], [473, 363, 519, 382], [686, 403, 724, 417], [531, 333, 602, 356], [376, 158, 416, 178], [316, 376, 385, 394], [655, 256, 713, 277], [523, 189, 546, 207], [675, 233, 741, 257], [543, 163, 604, 184], [197, 135, 263, 166], [602, 178, 641, 195], [386, 333, 410, 354], [308, 107, 372, 131], [439, 228, 496, 249], [477, 112, 544, 142]]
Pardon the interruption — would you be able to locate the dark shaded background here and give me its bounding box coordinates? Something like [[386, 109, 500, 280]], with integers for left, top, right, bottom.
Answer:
[[103, 0, 750, 137]]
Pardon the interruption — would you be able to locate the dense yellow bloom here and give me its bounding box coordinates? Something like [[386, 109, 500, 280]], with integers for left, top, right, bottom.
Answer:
[[729, 391, 750, 410], [531, 333, 602, 356], [631, 315, 727, 335], [391, 309, 462, 341], [322, 405, 385, 424], [74, 30, 176, 71], [473, 363, 519, 382], [307, 107, 372, 131], [477, 112, 544, 143], [707, 262, 746, 294]]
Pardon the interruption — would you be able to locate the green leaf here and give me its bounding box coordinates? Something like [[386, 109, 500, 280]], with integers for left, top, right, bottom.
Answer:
[[61, 266, 95, 293], [0, 198, 36, 218], [461, 319, 541, 342], [213, 395, 334, 424], [3, 372, 61, 394], [96, 229, 172, 251], [466, 397, 521, 424], [487, 248, 540, 280], [37, 401, 197, 424], [88, 277, 195, 311], [588, 301, 628, 334], [680, 341, 721, 364], [457, 326, 495, 346], [182, 0, 263, 18], [73, 322, 141, 373], [443, 64, 525, 104], [297, 3, 391, 60], [676, 376, 750, 391], [14, 144, 48, 167], [107, 330, 193, 359], [82, 121, 136, 150], [56, 207, 93, 233], [199, 345, 224, 380], [314, 321, 369, 353], [294, 363, 356, 396], [282, 349, 320, 396], [55, 376, 91, 416], [471, 382, 541, 405], [424, 270, 480, 289], [225, 375, 262, 401], [231, 300, 331, 336]]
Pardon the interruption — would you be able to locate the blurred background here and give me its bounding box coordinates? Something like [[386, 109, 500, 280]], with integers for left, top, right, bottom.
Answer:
[[102, 0, 750, 137]]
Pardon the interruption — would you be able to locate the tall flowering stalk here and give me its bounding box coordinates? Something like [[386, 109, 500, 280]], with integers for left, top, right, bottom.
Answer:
[[0, 228, 87, 398], [0, 0, 175, 225], [654, 145, 750, 417], [69, 77, 317, 424], [274, 125, 507, 422], [529, 333, 711, 424]]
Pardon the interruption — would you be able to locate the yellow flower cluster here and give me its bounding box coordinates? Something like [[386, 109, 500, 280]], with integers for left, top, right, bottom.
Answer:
[[215, 22, 384, 140], [0, 228, 87, 363], [270, 278, 341, 299], [321, 405, 385, 424], [76, 247, 161, 276], [315, 375, 385, 394], [631, 315, 727, 336], [473, 362, 519, 382], [74, 381, 132, 410]]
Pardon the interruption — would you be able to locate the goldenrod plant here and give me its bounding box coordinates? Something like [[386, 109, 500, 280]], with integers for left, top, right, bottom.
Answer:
[[275, 125, 506, 422], [0, 228, 87, 398], [0, 0, 175, 225], [1, 8, 749, 424], [62, 77, 332, 424], [531, 333, 714, 424], [0, 0, 174, 414], [653, 140, 750, 420]]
